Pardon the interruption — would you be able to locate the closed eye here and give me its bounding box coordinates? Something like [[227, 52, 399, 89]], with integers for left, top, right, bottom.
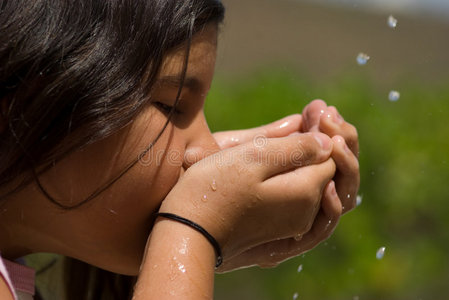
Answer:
[[153, 102, 181, 115]]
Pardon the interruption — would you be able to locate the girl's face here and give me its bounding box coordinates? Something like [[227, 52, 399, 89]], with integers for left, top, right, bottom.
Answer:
[[5, 25, 220, 275]]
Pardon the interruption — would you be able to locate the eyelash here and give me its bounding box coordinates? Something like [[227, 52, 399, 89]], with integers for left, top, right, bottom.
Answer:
[[154, 102, 181, 115]]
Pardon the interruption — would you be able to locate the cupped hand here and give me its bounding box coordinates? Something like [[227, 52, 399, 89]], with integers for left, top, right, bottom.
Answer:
[[159, 132, 339, 266], [301, 100, 360, 212]]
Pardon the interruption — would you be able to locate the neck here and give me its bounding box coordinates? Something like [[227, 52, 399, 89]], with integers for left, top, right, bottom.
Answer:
[[0, 183, 59, 260]]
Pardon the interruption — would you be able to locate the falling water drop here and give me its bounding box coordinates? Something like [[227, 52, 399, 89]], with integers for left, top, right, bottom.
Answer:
[[388, 15, 398, 28], [376, 246, 386, 260], [356, 195, 363, 207], [297, 264, 303, 273], [389, 90, 400, 102], [293, 292, 299, 300], [356, 53, 370, 65], [210, 179, 217, 191]]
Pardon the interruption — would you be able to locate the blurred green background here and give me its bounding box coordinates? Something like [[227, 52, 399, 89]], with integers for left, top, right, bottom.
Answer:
[[210, 0, 449, 299]]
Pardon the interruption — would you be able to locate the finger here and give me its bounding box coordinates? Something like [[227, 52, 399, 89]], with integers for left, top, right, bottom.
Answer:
[[331, 135, 360, 213], [301, 99, 327, 132], [250, 132, 333, 179], [319, 107, 359, 157], [261, 159, 336, 206], [218, 182, 342, 272], [213, 114, 302, 149], [295, 180, 342, 245]]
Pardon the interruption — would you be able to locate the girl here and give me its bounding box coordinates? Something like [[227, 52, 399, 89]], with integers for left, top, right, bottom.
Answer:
[[0, 0, 359, 299]]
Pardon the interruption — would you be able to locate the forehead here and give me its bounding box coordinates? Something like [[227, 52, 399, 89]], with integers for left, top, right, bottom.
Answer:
[[159, 24, 218, 80]]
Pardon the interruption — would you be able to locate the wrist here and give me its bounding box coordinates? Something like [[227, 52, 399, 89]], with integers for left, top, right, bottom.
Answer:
[[135, 218, 216, 299], [155, 213, 223, 268]]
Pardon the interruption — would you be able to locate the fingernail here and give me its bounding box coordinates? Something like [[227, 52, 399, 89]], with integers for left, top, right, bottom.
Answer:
[[325, 109, 343, 125], [312, 132, 332, 150], [333, 113, 344, 124]]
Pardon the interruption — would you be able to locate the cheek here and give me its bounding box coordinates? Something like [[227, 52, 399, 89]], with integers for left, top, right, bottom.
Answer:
[[84, 138, 186, 274]]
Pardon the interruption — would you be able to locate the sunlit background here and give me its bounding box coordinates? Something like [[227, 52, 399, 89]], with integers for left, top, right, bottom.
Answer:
[[208, 0, 449, 299]]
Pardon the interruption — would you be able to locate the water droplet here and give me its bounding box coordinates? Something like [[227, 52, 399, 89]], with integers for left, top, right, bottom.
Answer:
[[297, 264, 303, 273], [356, 53, 370, 65], [389, 90, 400, 102], [201, 194, 208, 202], [279, 121, 290, 129], [210, 179, 217, 191], [293, 292, 299, 300], [108, 208, 118, 215], [376, 246, 386, 260], [269, 252, 276, 257], [347, 194, 351, 199], [177, 263, 186, 273], [388, 15, 398, 28], [356, 195, 363, 206]]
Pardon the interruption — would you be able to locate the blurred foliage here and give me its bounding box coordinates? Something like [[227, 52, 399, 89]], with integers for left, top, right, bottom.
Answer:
[[206, 70, 449, 300]]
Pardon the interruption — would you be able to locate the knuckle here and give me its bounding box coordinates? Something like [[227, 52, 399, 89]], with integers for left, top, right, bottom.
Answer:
[[294, 138, 315, 166]]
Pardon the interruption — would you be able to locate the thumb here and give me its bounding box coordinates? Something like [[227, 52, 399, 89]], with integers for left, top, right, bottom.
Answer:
[[213, 114, 302, 149]]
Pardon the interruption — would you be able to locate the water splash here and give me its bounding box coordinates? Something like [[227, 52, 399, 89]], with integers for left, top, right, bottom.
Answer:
[[356, 53, 370, 65], [376, 246, 386, 260], [297, 264, 303, 273], [389, 90, 400, 102], [388, 15, 398, 28]]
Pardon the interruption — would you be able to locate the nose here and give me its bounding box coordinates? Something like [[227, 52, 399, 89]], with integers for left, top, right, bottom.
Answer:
[[182, 113, 220, 170]]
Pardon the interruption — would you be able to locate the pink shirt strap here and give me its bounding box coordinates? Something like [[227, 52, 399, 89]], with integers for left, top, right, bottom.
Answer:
[[1, 258, 35, 297]]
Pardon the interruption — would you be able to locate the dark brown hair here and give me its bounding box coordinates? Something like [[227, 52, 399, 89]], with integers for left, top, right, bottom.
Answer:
[[1, 0, 224, 299], [0, 0, 224, 198]]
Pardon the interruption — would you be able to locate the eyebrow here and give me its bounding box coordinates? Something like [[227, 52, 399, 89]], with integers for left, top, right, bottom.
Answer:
[[155, 75, 203, 92]]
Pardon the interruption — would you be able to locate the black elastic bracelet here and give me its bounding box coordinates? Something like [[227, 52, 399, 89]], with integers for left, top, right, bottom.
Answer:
[[154, 212, 223, 268]]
